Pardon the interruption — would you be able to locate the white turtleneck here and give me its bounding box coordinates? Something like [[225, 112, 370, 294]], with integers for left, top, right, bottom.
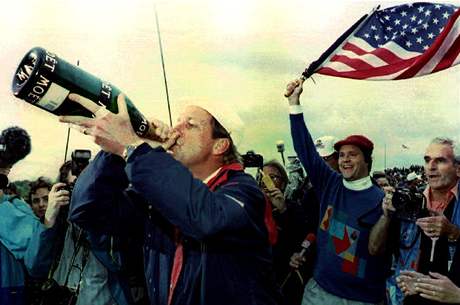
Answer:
[[342, 176, 373, 191]]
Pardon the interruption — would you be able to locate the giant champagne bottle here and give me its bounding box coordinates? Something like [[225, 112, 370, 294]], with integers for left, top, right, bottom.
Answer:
[[12, 47, 152, 137]]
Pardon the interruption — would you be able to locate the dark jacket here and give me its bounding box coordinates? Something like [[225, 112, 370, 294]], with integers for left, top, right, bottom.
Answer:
[[69, 144, 280, 305]]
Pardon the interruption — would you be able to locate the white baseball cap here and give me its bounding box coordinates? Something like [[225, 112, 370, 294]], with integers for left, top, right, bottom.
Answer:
[[314, 136, 337, 157], [180, 98, 244, 145], [406, 172, 421, 182]]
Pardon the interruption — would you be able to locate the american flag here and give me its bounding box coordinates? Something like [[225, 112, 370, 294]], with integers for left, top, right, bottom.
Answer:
[[304, 2, 460, 80]]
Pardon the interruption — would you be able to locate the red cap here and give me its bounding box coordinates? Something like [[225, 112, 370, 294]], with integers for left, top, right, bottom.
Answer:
[[334, 135, 374, 155]]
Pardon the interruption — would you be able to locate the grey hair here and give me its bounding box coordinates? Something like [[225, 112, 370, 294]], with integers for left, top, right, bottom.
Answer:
[[430, 137, 460, 164]]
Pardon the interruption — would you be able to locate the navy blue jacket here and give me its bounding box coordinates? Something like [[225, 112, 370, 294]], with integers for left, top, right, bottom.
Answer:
[[69, 144, 280, 305]]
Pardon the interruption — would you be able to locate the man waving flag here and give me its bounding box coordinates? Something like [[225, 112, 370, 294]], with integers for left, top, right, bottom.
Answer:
[[303, 2, 460, 80]]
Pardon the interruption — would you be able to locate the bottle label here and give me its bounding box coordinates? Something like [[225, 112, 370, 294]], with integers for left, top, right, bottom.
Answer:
[[36, 83, 70, 112], [99, 82, 112, 106], [23, 73, 53, 105]]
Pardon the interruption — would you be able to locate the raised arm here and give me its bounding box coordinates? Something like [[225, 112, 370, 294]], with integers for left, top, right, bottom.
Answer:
[[285, 79, 338, 193]]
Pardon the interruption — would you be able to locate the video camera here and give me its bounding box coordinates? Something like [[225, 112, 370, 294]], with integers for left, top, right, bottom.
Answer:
[[392, 187, 428, 221]]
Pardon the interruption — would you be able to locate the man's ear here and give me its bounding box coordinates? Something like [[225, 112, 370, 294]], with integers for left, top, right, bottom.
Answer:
[[212, 138, 230, 156]]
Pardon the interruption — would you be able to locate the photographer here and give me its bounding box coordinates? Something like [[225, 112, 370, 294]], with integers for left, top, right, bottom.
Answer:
[[0, 126, 57, 305], [28, 177, 53, 221], [394, 138, 460, 305], [24, 176, 62, 304], [262, 160, 288, 213], [26, 156, 148, 305]]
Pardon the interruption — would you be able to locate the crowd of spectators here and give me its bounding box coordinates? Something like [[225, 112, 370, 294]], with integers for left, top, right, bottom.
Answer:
[[1, 80, 459, 305]]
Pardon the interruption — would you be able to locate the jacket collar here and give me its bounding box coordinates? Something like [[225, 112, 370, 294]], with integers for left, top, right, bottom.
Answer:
[[206, 163, 244, 191]]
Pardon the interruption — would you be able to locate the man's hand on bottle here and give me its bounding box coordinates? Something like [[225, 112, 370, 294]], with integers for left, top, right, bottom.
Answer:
[[59, 94, 170, 156]]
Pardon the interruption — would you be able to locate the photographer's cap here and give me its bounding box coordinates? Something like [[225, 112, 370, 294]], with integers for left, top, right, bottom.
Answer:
[[407, 172, 421, 182], [185, 100, 244, 146], [315, 136, 337, 157]]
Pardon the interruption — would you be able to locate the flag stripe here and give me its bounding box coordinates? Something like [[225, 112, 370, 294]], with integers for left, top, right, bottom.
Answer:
[[338, 48, 389, 67], [433, 33, 460, 71], [318, 56, 419, 79], [341, 42, 408, 65], [341, 43, 404, 67], [330, 54, 376, 70], [320, 61, 355, 72], [366, 67, 411, 80]]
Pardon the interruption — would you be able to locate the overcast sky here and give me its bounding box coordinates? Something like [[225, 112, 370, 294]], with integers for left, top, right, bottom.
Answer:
[[1, 0, 459, 181]]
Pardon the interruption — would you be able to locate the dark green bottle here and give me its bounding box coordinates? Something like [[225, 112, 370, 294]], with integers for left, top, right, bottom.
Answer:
[[12, 47, 151, 137]]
